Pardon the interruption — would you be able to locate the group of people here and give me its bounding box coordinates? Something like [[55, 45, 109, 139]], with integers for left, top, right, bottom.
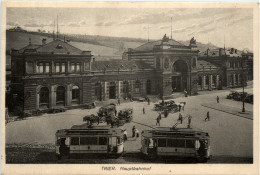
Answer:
[[123, 125, 139, 142]]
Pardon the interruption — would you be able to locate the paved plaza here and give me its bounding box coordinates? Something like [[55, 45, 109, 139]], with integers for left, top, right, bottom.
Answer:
[[6, 86, 253, 163]]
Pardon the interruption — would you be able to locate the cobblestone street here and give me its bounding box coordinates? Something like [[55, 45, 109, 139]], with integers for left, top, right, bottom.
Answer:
[[6, 86, 253, 163]]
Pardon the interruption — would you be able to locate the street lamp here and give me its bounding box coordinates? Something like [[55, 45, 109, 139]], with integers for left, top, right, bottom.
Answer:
[[242, 64, 245, 112]]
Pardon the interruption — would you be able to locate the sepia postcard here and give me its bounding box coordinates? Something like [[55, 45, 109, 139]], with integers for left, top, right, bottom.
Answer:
[[1, 1, 259, 175]]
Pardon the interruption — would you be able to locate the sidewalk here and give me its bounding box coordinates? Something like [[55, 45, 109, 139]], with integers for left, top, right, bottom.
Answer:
[[201, 103, 253, 120]]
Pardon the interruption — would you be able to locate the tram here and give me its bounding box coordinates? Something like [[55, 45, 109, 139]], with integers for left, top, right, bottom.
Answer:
[[141, 127, 210, 162], [55, 123, 124, 159]]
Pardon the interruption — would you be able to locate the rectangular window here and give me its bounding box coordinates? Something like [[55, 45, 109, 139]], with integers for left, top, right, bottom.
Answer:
[[71, 63, 75, 72], [55, 63, 60, 73], [186, 140, 195, 148], [26, 62, 34, 74], [80, 137, 98, 145], [61, 63, 66, 72], [45, 63, 49, 73], [99, 137, 107, 145], [71, 137, 79, 145], [84, 62, 90, 71], [39, 63, 43, 73], [167, 139, 185, 147], [76, 63, 81, 72], [158, 139, 166, 147]]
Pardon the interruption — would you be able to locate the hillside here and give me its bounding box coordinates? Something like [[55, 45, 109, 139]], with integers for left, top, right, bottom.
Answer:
[[6, 30, 221, 70]]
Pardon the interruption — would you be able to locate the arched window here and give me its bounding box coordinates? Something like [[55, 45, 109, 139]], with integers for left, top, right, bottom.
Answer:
[[56, 86, 65, 106], [193, 58, 196, 68], [156, 58, 160, 69], [198, 76, 202, 86], [39, 87, 49, 108], [230, 75, 233, 85], [205, 76, 209, 85], [122, 81, 129, 93], [212, 75, 217, 87], [72, 85, 80, 104], [135, 80, 141, 93], [164, 58, 169, 69]]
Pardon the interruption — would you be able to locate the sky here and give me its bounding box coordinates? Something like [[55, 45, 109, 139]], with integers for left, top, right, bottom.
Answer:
[[6, 7, 253, 50]]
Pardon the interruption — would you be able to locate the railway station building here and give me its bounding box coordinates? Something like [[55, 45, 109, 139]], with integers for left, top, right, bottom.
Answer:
[[9, 34, 249, 113]]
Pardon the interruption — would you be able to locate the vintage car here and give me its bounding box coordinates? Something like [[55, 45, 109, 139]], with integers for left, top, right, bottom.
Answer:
[[244, 94, 253, 104], [154, 100, 179, 113], [227, 91, 239, 99]]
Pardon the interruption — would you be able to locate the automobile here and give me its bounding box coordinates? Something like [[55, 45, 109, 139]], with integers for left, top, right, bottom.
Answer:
[[154, 100, 178, 113], [244, 94, 253, 104], [227, 91, 239, 99], [234, 92, 248, 101]]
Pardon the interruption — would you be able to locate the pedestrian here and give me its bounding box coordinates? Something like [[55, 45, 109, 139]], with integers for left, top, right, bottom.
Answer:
[[188, 115, 192, 128], [123, 129, 128, 141], [132, 125, 136, 137], [156, 116, 160, 126], [158, 112, 162, 120], [178, 113, 182, 120], [217, 96, 219, 103], [115, 109, 117, 116], [143, 107, 145, 114], [180, 114, 183, 124], [135, 129, 139, 138], [205, 111, 210, 121], [164, 110, 168, 118], [178, 104, 182, 112], [147, 98, 150, 105], [118, 98, 121, 105]]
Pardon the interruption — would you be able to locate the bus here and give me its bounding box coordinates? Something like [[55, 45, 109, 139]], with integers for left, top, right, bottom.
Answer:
[[55, 123, 124, 159], [141, 127, 210, 162]]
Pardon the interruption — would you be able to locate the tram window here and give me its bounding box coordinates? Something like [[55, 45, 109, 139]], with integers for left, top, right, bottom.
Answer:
[[186, 140, 195, 148], [71, 137, 79, 145], [167, 139, 185, 147], [158, 139, 166, 147], [99, 137, 107, 145], [117, 137, 122, 144], [80, 137, 98, 145]]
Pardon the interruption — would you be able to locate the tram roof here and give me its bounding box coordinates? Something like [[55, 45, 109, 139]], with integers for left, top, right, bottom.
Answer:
[[142, 127, 209, 138], [56, 124, 123, 137]]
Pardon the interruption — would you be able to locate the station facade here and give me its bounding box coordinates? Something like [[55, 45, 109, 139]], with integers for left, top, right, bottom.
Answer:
[[9, 35, 249, 113]]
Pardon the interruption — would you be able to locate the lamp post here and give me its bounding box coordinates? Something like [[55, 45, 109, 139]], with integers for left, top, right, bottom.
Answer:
[[242, 64, 245, 112]]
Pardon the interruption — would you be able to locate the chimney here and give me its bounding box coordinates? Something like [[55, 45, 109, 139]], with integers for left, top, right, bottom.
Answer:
[[42, 38, 46, 45]]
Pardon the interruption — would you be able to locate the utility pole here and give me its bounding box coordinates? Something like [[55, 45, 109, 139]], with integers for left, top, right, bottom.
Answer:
[[56, 15, 59, 39], [171, 17, 172, 39]]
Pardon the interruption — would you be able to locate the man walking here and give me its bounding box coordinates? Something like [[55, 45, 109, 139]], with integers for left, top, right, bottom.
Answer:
[[147, 98, 150, 105], [178, 104, 182, 112], [156, 116, 160, 126], [158, 112, 162, 120], [179, 113, 183, 124], [143, 107, 145, 114], [205, 111, 210, 121], [188, 115, 192, 128], [132, 125, 136, 137], [217, 96, 219, 103], [115, 109, 117, 116]]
